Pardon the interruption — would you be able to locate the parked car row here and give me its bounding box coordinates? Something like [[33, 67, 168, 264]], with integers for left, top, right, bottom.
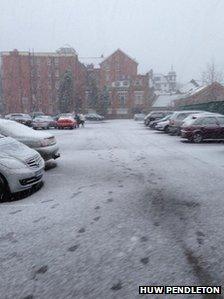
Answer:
[[144, 110, 224, 143], [0, 119, 60, 201], [4, 112, 104, 130]]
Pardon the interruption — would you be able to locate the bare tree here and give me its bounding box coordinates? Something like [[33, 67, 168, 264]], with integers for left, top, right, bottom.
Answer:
[[202, 61, 223, 85]]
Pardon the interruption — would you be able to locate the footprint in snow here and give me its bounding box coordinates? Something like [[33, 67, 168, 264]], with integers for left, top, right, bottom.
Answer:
[[140, 236, 148, 243], [41, 199, 54, 203], [51, 204, 59, 209], [71, 191, 82, 199], [22, 295, 34, 299], [111, 281, 122, 291], [95, 206, 100, 210], [78, 228, 85, 233], [107, 198, 113, 203], [93, 216, 100, 222], [68, 244, 79, 252], [32, 265, 48, 279], [140, 257, 149, 265], [9, 210, 22, 215], [33, 216, 46, 223]]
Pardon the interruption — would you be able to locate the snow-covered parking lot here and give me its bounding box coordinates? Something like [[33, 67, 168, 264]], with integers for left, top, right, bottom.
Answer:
[[1, 119, 224, 298]]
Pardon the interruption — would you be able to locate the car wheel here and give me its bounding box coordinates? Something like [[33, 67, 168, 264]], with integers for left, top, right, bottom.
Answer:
[[0, 175, 9, 202], [164, 126, 169, 133], [192, 132, 203, 143]]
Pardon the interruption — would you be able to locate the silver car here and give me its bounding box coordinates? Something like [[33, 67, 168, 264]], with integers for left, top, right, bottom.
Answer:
[[32, 116, 57, 129], [0, 135, 44, 200], [0, 119, 60, 161]]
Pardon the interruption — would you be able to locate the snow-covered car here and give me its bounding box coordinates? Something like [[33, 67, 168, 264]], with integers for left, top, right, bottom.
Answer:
[[32, 116, 57, 129], [154, 119, 171, 133], [0, 135, 44, 201], [182, 112, 221, 126], [144, 111, 171, 126], [149, 114, 173, 129], [134, 113, 145, 121], [30, 111, 45, 119], [0, 119, 60, 161], [57, 116, 77, 129], [5, 113, 32, 126], [169, 110, 204, 135], [85, 113, 104, 121]]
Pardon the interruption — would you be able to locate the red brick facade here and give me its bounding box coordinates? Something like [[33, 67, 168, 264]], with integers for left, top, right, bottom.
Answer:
[[0, 49, 86, 114], [174, 82, 224, 107], [0, 48, 151, 117], [99, 49, 151, 118]]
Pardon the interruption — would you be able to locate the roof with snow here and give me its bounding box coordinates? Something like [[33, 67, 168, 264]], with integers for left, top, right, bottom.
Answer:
[[177, 79, 201, 94], [152, 93, 183, 108]]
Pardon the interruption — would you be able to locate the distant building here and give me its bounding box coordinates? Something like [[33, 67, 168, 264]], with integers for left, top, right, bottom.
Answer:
[[174, 81, 224, 114], [0, 47, 86, 114], [151, 79, 201, 110], [149, 69, 177, 93], [0, 48, 153, 117], [97, 49, 152, 117]]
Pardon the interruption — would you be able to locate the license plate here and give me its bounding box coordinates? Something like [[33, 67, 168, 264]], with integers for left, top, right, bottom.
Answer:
[[35, 170, 43, 177]]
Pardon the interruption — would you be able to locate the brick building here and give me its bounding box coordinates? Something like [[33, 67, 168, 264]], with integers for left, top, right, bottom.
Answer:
[[0, 48, 87, 114], [0, 48, 152, 118], [174, 82, 224, 114], [98, 49, 151, 118]]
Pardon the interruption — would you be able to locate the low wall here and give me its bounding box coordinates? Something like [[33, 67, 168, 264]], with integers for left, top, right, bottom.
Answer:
[[177, 101, 224, 114]]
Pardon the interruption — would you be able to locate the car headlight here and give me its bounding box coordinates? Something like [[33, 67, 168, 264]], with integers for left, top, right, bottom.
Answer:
[[0, 158, 27, 170], [40, 139, 50, 147]]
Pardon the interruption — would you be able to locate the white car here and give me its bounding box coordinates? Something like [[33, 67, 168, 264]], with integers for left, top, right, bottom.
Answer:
[[134, 113, 145, 121], [0, 135, 44, 201], [0, 119, 60, 161], [154, 119, 170, 133]]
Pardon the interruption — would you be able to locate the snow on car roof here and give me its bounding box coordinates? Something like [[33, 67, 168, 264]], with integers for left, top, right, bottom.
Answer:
[[0, 119, 53, 139]]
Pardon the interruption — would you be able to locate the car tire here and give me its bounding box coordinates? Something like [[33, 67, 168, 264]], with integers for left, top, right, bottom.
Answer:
[[0, 174, 9, 202], [192, 132, 203, 143], [164, 126, 169, 133]]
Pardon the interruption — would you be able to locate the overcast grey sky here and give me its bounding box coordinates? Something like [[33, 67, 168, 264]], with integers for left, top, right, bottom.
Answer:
[[1, 0, 224, 82]]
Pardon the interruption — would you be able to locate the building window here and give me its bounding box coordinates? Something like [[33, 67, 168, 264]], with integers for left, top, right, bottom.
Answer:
[[47, 57, 51, 65], [55, 57, 59, 65], [55, 81, 60, 90], [55, 69, 59, 78], [36, 57, 41, 65], [118, 91, 127, 108], [106, 73, 110, 81], [134, 91, 144, 105]]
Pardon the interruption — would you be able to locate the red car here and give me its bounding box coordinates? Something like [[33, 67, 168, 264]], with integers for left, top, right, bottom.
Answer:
[[57, 116, 77, 129], [181, 114, 224, 143]]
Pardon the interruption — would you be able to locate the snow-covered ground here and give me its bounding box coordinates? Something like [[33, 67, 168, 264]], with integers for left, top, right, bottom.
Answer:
[[1, 120, 224, 298]]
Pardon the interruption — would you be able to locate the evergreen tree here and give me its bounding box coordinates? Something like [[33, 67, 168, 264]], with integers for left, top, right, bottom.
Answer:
[[98, 86, 110, 115], [58, 70, 74, 113], [88, 76, 99, 111]]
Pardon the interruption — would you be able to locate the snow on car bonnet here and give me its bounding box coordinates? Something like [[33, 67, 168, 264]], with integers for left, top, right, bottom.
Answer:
[[0, 136, 36, 159], [0, 119, 53, 139]]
